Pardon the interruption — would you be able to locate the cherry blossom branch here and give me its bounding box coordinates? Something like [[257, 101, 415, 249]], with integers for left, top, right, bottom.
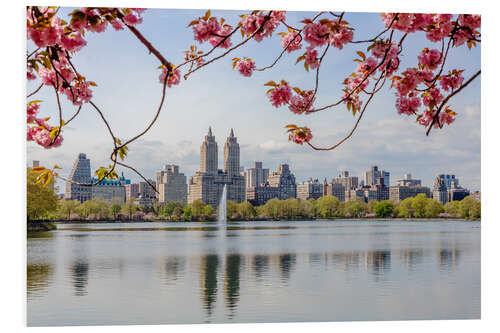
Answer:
[[176, 26, 241, 69], [64, 105, 82, 125], [426, 69, 481, 135], [27, 84, 43, 98], [183, 11, 275, 79], [308, 29, 396, 113], [27, 47, 40, 59], [255, 11, 325, 72], [306, 73, 384, 151]]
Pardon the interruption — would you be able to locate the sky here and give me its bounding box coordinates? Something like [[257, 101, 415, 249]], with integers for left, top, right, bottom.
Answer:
[[26, 8, 481, 193]]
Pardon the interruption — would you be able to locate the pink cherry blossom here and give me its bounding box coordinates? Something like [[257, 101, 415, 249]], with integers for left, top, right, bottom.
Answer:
[[209, 24, 233, 48], [439, 111, 455, 125], [328, 26, 353, 50], [289, 91, 315, 114], [440, 71, 464, 91], [418, 48, 442, 70], [268, 83, 292, 107], [289, 128, 312, 144], [60, 33, 87, 52], [159, 68, 181, 87], [458, 14, 481, 30], [305, 48, 319, 69], [280, 32, 302, 52], [396, 96, 421, 115], [418, 110, 435, 126], [193, 19, 220, 43], [122, 13, 143, 26], [303, 23, 329, 48], [235, 58, 255, 77], [422, 87, 444, 107], [356, 57, 378, 76]]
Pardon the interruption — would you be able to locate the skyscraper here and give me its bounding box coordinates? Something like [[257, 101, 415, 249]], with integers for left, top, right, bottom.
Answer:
[[245, 161, 269, 188], [65, 153, 92, 203], [188, 128, 245, 208], [157, 164, 187, 204], [364, 165, 390, 186]]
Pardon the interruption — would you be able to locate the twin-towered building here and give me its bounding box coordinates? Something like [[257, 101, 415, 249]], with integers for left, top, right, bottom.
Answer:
[[188, 127, 246, 208]]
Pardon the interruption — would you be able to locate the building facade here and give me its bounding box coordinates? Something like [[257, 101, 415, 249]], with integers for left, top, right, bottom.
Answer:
[[324, 182, 346, 202], [389, 185, 431, 203], [245, 161, 269, 189], [297, 179, 323, 200], [91, 174, 130, 204], [364, 165, 390, 187], [188, 128, 245, 208], [65, 153, 92, 203], [432, 176, 449, 204], [395, 173, 422, 187], [267, 164, 297, 200], [157, 164, 187, 204], [332, 171, 359, 190]]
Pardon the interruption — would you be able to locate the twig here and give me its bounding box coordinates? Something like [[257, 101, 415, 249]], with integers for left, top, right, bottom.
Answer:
[[27, 84, 43, 98]]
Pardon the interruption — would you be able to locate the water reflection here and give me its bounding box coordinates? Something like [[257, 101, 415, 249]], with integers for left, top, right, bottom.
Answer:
[[27, 263, 54, 298], [224, 254, 241, 318], [253, 254, 269, 280], [366, 251, 391, 276], [200, 255, 218, 317], [164, 256, 185, 283], [399, 249, 424, 271], [279, 254, 296, 282], [71, 260, 89, 296]]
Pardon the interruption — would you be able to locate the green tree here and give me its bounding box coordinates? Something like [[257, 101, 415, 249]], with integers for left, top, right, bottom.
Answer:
[[374, 200, 394, 218], [75, 199, 100, 218], [367, 200, 377, 214], [202, 204, 214, 216], [27, 168, 58, 220], [398, 197, 414, 218], [344, 199, 366, 218], [238, 201, 256, 219], [444, 201, 461, 217], [162, 201, 183, 216], [425, 199, 444, 218], [412, 193, 429, 218], [109, 203, 121, 220], [172, 206, 183, 220], [317, 195, 340, 218], [57, 199, 80, 220], [226, 200, 238, 219], [262, 198, 280, 219], [282, 198, 300, 219], [183, 204, 192, 221], [121, 200, 137, 220], [459, 196, 481, 220], [299, 199, 314, 218]]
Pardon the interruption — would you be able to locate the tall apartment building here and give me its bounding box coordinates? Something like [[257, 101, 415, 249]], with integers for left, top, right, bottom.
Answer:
[[332, 171, 358, 190], [91, 173, 129, 204], [156, 164, 187, 204], [246, 164, 297, 206], [389, 185, 431, 203], [364, 165, 390, 187], [188, 128, 245, 208], [245, 161, 269, 188], [267, 164, 297, 200], [324, 182, 346, 202], [125, 180, 157, 202], [65, 153, 92, 203], [432, 176, 449, 204], [395, 173, 422, 186], [297, 178, 323, 200], [438, 174, 459, 189], [447, 181, 470, 202]]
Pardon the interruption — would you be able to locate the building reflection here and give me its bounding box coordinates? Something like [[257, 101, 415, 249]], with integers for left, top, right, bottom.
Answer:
[[27, 263, 54, 298], [438, 234, 461, 270], [279, 253, 296, 281], [164, 256, 186, 283], [224, 254, 241, 318], [199, 254, 218, 317], [329, 251, 361, 271], [252, 254, 269, 279], [71, 259, 89, 296], [399, 249, 424, 271], [365, 250, 391, 276]]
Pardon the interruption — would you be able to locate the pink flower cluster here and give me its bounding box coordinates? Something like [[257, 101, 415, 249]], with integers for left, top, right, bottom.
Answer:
[[193, 19, 233, 48], [440, 70, 464, 91], [328, 24, 354, 50], [288, 127, 312, 145], [418, 48, 442, 70], [370, 41, 400, 75], [280, 32, 302, 52], [159, 68, 181, 87], [289, 91, 315, 114], [267, 82, 292, 107], [240, 11, 285, 42], [235, 58, 255, 77], [305, 48, 319, 69], [303, 23, 329, 48], [26, 102, 63, 149], [422, 88, 444, 107], [396, 96, 421, 115]]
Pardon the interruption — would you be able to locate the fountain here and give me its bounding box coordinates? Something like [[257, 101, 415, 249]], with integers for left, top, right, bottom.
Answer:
[[218, 184, 227, 225]]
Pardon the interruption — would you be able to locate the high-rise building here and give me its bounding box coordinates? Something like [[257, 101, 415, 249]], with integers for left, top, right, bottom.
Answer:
[[65, 153, 92, 203], [188, 128, 245, 208], [245, 161, 269, 188], [364, 165, 390, 187], [438, 174, 459, 189], [157, 164, 187, 204], [332, 171, 358, 190], [267, 164, 297, 200], [325, 182, 345, 202], [395, 173, 422, 186], [447, 180, 470, 202], [389, 185, 431, 202], [297, 178, 323, 200], [200, 126, 218, 174], [126, 180, 157, 202], [91, 173, 129, 204], [432, 176, 449, 204]]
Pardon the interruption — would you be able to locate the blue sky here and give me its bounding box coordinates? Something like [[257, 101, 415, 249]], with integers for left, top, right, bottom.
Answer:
[[26, 8, 481, 192]]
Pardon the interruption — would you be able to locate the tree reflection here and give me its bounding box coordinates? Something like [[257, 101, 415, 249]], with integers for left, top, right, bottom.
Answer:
[[200, 254, 218, 317], [27, 263, 54, 298], [224, 254, 241, 318]]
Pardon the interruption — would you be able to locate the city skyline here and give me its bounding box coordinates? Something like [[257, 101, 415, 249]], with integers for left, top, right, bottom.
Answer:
[[26, 8, 481, 192]]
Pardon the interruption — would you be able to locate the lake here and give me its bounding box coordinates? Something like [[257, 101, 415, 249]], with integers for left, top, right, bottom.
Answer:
[[27, 220, 480, 326]]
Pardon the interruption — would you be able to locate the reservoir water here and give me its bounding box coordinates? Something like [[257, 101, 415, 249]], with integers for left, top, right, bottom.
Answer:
[[27, 220, 480, 326]]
